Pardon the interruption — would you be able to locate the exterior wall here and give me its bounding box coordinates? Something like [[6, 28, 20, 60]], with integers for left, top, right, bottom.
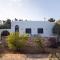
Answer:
[[11, 21, 55, 37], [0, 21, 55, 37]]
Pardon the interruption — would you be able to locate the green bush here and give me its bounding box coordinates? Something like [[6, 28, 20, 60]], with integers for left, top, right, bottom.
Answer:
[[33, 36, 44, 48], [6, 32, 29, 51], [33, 36, 47, 53], [0, 45, 3, 48]]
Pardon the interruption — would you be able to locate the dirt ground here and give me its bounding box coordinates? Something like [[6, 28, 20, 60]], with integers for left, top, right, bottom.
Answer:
[[0, 53, 60, 60], [0, 53, 49, 60]]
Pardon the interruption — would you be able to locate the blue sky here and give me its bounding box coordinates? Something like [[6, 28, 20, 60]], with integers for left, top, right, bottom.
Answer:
[[0, 0, 60, 21]]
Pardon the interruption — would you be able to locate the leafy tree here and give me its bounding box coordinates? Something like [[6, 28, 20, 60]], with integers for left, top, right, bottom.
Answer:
[[4, 19, 11, 28], [53, 23, 60, 35], [0, 19, 11, 29], [52, 20, 60, 42], [15, 18, 18, 21], [48, 18, 55, 22], [3, 20, 6, 24]]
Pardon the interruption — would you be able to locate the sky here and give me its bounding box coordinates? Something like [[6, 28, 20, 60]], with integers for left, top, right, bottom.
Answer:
[[0, 0, 60, 21]]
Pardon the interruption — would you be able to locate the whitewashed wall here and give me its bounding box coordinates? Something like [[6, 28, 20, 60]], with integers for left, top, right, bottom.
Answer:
[[11, 21, 55, 37], [0, 21, 55, 37]]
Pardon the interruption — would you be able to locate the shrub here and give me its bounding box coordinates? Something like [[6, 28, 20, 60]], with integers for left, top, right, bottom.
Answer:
[[33, 36, 44, 48], [32, 36, 47, 53], [48, 38, 57, 48], [6, 32, 29, 51], [0, 44, 3, 48]]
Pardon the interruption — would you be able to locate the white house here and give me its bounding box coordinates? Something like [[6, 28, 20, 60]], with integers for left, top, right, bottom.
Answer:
[[0, 20, 55, 37]]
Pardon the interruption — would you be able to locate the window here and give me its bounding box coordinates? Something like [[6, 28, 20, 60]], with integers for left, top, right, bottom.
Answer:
[[15, 25, 19, 32], [38, 28, 43, 34], [26, 28, 31, 34]]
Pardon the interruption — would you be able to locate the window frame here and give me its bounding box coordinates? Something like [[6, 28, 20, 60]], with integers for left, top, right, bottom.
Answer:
[[37, 28, 43, 34], [25, 28, 31, 34]]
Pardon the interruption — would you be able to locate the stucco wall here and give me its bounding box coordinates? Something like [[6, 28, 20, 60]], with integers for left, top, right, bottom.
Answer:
[[11, 21, 55, 37], [0, 21, 55, 37]]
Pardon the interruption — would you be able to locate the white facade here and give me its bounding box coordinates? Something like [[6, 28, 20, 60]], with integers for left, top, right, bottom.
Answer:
[[0, 20, 55, 37], [10, 21, 55, 37]]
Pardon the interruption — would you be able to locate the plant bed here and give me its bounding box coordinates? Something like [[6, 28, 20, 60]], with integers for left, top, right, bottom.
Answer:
[[5, 33, 53, 54], [16, 45, 48, 54]]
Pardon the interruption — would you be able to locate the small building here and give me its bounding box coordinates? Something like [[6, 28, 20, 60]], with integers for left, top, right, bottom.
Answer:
[[0, 20, 55, 37]]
